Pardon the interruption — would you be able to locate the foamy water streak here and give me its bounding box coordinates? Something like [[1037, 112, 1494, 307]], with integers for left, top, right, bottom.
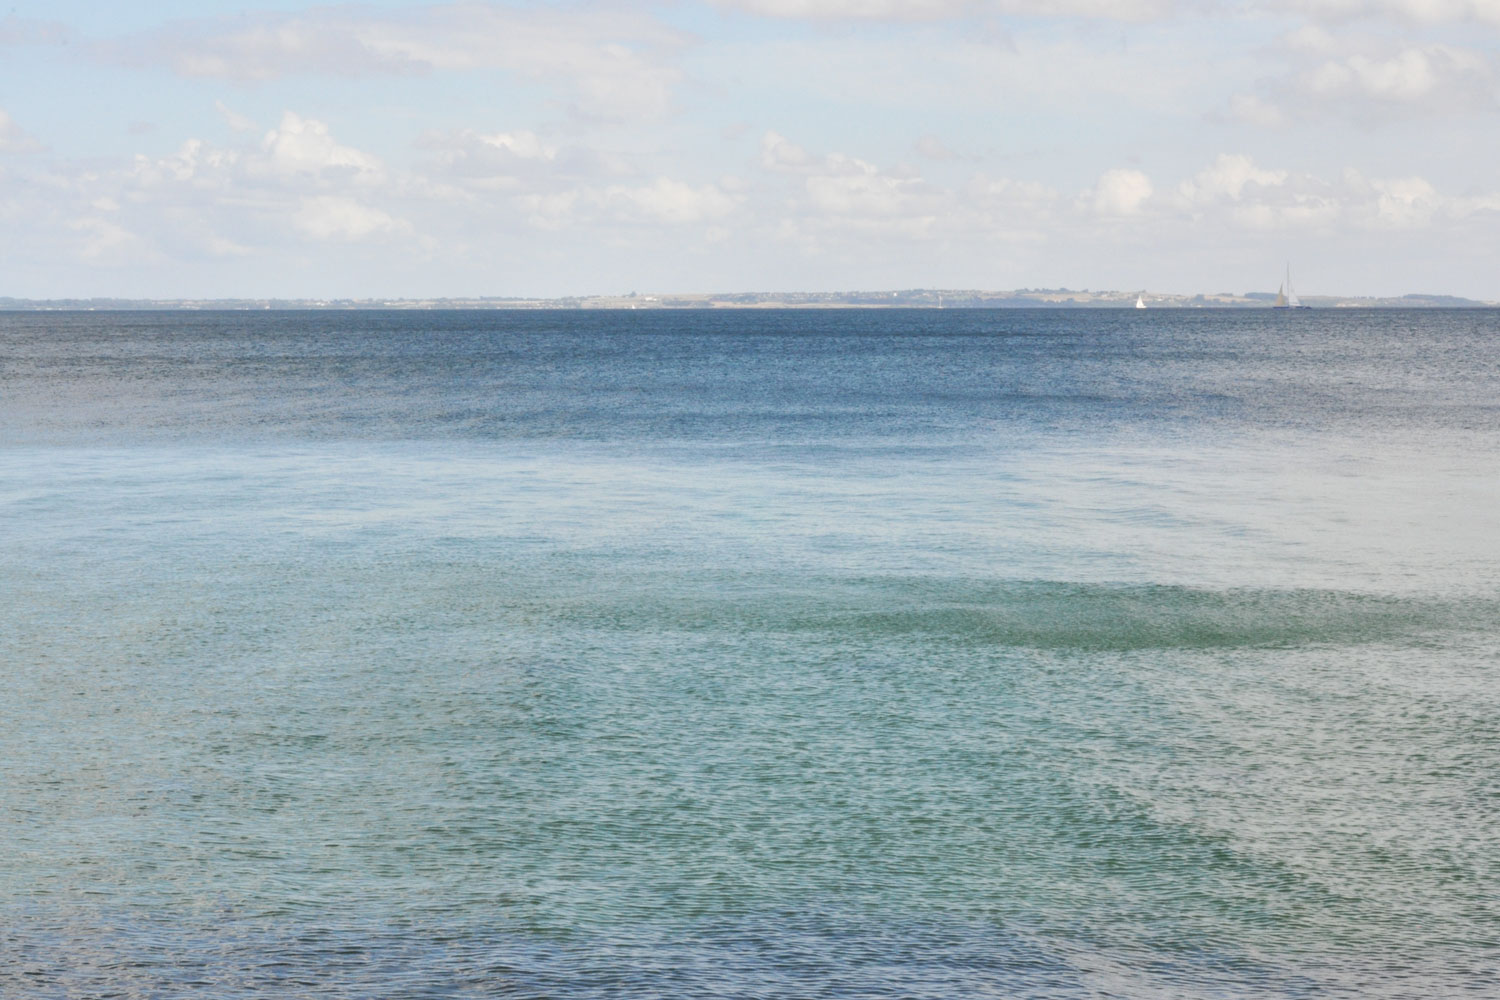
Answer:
[[2, 310, 1497, 997]]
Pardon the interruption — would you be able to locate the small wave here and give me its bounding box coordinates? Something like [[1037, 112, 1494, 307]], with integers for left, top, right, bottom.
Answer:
[[550, 577, 1494, 651]]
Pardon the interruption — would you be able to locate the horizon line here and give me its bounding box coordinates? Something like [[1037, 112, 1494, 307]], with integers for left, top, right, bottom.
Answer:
[[3, 288, 1498, 310]]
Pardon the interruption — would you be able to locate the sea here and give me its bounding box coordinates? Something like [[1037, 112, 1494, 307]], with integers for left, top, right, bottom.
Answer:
[[1, 308, 1496, 998]]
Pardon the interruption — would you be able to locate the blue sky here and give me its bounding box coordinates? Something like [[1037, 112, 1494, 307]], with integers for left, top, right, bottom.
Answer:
[[2, 1, 1498, 298]]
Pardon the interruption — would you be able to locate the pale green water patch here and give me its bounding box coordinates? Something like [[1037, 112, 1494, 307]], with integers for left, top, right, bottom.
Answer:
[[4, 554, 1495, 968]]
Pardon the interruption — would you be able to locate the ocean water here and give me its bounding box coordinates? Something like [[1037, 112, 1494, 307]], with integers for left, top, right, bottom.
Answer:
[[1, 308, 1497, 998]]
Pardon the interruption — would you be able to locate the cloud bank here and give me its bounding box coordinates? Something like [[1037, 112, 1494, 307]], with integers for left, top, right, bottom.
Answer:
[[1, 0, 1497, 296]]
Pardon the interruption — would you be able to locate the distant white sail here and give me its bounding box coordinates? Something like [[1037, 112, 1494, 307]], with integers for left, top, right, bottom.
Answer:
[[1135, 293, 1147, 309]]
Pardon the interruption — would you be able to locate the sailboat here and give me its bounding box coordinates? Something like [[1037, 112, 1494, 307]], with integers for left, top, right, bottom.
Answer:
[[1135, 293, 1147, 309], [1273, 264, 1310, 309]]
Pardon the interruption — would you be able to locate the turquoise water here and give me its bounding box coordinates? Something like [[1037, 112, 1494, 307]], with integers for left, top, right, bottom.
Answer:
[[2, 310, 1497, 997]]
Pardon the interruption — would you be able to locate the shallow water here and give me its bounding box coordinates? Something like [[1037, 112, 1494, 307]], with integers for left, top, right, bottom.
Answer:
[[2, 309, 1497, 997]]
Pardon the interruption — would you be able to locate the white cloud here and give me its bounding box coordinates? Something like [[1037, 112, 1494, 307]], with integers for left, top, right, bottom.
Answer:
[[130, 139, 239, 187], [129, 17, 421, 79], [88, 112, 407, 253], [294, 195, 398, 240], [118, 5, 688, 119], [1152, 155, 1500, 232], [67, 215, 151, 263], [1088, 168, 1154, 216], [426, 129, 563, 176], [256, 112, 385, 183], [1231, 27, 1498, 124], [913, 134, 959, 160], [0, 15, 70, 45], [1059, 154, 1496, 236], [755, 133, 950, 236], [1228, 94, 1288, 126], [1304, 44, 1493, 104], [472, 131, 557, 162], [960, 174, 1060, 240], [518, 190, 581, 230], [715, 0, 969, 19], [754, 132, 1061, 244], [995, 0, 1178, 15], [1177, 154, 1289, 204], [1374, 176, 1441, 226], [204, 235, 253, 257], [605, 178, 738, 223], [1174, 159, 1340, 230], [43, 103, 744, 255], [965, 174, 1058, 207], [416, 128, 625, 202], [519, 178, 739, 228], [0, 108, 42, 153], [214, 100, 257, 133], [805, 155, 931, 217], [733, 30, 1214, 123], [713, 0, 1177, 21], [1278, 0, 1500, 26], [1341, 171, 1442, 227], [761, 131, 812, 171]]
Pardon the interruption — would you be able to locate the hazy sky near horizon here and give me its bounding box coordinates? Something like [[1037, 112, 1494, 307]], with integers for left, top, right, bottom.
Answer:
[[2, 1, 1498, 299]]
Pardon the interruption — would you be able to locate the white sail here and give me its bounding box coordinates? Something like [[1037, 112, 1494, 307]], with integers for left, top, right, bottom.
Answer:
[[1278, 263, 1308, 308], [1135, 293, 1146, 309]]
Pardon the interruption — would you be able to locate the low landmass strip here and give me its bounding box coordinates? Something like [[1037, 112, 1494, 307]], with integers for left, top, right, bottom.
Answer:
[[1, 290, 1494, 310]]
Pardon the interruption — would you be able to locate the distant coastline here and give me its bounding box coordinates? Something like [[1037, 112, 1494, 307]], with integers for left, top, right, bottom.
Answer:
[[2, 290, 1495, 311]]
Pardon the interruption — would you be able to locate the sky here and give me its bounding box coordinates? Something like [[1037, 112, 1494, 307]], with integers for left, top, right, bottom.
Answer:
[[1, 0, 1498, 299]]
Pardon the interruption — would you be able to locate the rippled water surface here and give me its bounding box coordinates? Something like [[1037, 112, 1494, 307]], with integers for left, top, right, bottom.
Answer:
[[2, 309, 1497, 997]]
